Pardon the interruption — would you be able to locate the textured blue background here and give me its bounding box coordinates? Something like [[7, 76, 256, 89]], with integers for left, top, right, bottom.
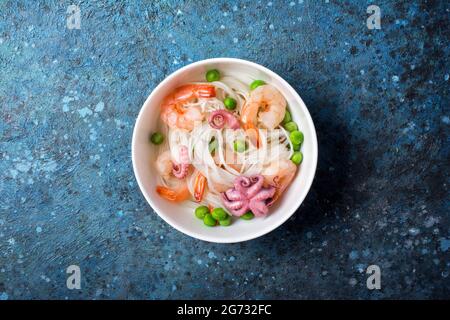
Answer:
[[0, 0, 449, 299]]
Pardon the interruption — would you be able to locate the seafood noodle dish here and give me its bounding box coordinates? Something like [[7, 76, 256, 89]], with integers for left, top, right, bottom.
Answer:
[[149, 69, 305, 227]]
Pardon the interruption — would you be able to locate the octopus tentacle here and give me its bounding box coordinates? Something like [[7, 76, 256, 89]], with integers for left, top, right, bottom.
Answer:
[[226, 200, 246, 210], [221, 193, 246, 210], [249, 200, 269, 217], [225, 189, 244, 201], [251, 186, 276, 201], [222, 175, 276, 217], [208, 110, 240, 130], [172, 145, 190, 179], [229, 206, 250, 217], [234, 176, 251, 195], [245, 175, 264, 198]]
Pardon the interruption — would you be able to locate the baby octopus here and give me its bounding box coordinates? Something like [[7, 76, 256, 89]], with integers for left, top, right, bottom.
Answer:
[[221, 175, 276, 217]]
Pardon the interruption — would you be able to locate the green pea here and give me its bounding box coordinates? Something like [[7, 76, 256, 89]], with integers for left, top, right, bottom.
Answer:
[[195, 206, 210, 220], [241, 212, 254, 220], [282, 110, 292, 124], [224, 97, 237, 110], [233, 140, 247, 153], [150, 132, 164, 145], [212, 208, 228, 221], [284, 121, 298, 132], [289, 130, 304, 145], [291, 151, 303, 165], [292, 143, 301, 151], [203, 213, 217, 227], [250, 80, 266, 90], [219, 215, 232, 226], [206, 69, 220, 82]]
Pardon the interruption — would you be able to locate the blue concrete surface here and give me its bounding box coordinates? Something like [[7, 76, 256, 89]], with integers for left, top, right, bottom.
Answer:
[[0, 0, 449, 299]]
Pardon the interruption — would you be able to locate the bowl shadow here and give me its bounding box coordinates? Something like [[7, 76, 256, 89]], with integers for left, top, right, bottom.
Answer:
[[257, 96, 352, 243]]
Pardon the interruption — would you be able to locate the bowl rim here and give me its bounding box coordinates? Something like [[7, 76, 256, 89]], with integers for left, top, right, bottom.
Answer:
[[131, 57, 318, 243]]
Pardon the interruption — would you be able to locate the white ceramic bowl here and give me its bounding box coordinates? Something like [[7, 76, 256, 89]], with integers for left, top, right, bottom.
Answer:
[[132, 58, 318, 243]]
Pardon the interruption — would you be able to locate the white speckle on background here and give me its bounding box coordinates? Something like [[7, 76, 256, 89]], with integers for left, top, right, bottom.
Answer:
[[89, 128, 97, 141], [349, 250, 359, 260], [233, 37, 238, 43], [392, 75, 399, 82], [36, 226, 42, 233], [442, 116, 450, 124], [78, 107, 93, 118], [424, 216, 440, 228], [9, 169, 18, 179], [409, 228, 420, 236], [94, 101, 104, 112], [62, 96, 74, 103], [440, 238, 450, 252], [356, 264, 365, 273], [16, 162, 31, 172]]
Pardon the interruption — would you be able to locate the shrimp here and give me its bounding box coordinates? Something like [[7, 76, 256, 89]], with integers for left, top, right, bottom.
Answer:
[[155, 150, 190, 202], [156, 185, 189, 202], [193, 172, 207, 202], [262, 159, 297, 206], [161, 84, 216, 131], [241, 85, 287, 146], [155, 151, 173, 178]]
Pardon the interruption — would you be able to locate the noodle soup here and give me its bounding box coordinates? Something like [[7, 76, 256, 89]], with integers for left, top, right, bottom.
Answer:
[[149, 69, 304, 228]]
